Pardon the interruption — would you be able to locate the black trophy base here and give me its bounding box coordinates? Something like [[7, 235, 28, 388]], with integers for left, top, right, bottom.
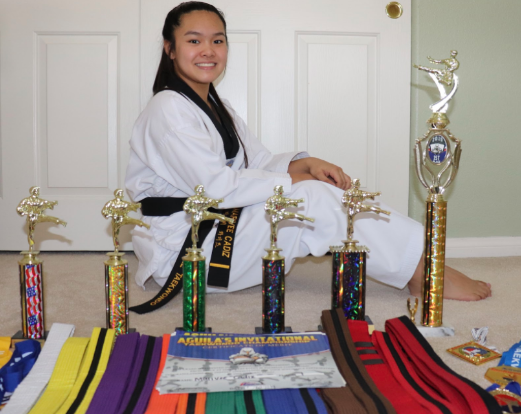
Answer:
[[317, 315, 374, 333], [255, 326, 292, 334], [12, 330, 49, 345], [175, 327, 212, 333]]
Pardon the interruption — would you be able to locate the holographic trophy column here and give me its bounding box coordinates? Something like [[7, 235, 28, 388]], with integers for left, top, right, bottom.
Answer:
[[258, 186, 314, 334], [182, 185, 234, 332], [331, 179, 390, 320], [413, 51, 461, 332], [15, 186, 67, 340], [102, 189, 149, 336]]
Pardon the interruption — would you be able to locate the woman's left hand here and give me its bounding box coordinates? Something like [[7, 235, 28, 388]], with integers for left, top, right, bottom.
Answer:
[[289, 157, 351, 190]]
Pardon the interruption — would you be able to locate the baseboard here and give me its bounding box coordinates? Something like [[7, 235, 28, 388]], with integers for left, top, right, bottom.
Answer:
[[446, 237, 521, 258]]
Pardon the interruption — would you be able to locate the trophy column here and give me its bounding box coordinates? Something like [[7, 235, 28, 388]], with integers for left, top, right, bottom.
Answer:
[[258, 186, 314, 334], [104, 252, 129, 336], [14, 186, 66, 341], [331, 179, 389, 321], [413, 50, 461, 335], [102, 189, 149, 336]]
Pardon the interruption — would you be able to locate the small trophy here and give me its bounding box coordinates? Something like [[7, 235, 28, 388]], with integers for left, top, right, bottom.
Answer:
[[182, 185, 234, 332], [102, 189, 149, 336], [15, 186, 67, 341], [413, 51, 461, 333], [257, 185, 314, 334], [330, 179, 390, 320]]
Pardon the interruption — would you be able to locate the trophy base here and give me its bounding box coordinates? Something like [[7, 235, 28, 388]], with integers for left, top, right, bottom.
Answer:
[[175, 327, 212, 333], [416, 323, 455, 337], [255, 326, 292, 334], [12, 330, 49, 345], [128, 328, 137, 334]]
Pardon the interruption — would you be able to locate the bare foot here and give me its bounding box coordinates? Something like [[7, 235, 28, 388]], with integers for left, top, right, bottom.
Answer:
[[408, 258, 492, 301]]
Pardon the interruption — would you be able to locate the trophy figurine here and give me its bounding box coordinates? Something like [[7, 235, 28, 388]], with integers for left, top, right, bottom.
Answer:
[[257, 185, 314, 334], [15, 186, 67, 340], [182, 185, 234, 332], [330, 179, 390, 320], [102, 189, 149, 336], [413, 50, 461, 332]]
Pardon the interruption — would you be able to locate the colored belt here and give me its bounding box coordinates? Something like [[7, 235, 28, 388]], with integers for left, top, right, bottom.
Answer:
[[118, 335, 162, 414], [86, 332, 140, 414], [0, 337, 12, 369], [206, 391, 266, 414], [28, 337, 90, 414], [1, 323, 75, 414], [144, 334, 180, 413], [177, 393, 206, 414], [130, 198, 243, 315], [0, 339, 41, 403], [262, 389, 326, 414], [385, 316, 502, 414], [321, 309, 396, 414], [347, 319, 450, 414], [55, 327, 115, 414]]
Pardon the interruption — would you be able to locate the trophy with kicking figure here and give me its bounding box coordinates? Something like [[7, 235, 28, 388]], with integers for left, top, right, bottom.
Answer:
[[258, 185, 314, 334], [102, 189, 149, 336], [182, 185, 234, 332], [15, 186, 67, 340], [330, 179, 390, 320], [413, 50, 462, 330]]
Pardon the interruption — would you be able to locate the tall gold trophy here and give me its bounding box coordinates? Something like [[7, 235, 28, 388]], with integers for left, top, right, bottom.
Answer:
[[102, 189, 149, 336], [413, 51, 461, 333], [15, 187, 67, 340]]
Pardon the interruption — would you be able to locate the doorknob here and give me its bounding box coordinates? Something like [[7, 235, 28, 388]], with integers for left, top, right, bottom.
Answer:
[[386, 2, 403, 19]]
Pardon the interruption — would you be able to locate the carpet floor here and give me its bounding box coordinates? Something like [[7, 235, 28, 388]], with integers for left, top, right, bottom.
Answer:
[[0, 251, 519, 389]]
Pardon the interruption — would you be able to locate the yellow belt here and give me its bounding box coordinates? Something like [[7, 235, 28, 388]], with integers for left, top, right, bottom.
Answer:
[[55, 327, 115, 414], [0, 337, 12, 368], [28, 337, 90, 414]]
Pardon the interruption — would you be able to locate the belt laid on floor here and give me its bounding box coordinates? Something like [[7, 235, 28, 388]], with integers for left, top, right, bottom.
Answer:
[[86, 332, 139, 414], [320, 308, 396, 414], [262, 389, 327, 414], [118, 335, 162, 414], [177, 393, 207, 414], [385, 316, 502, 414], [130, 198, 243, 314], [348, 319, 451, 414], [144, 334, 180, 413], [28, 337, 90, 414], [1, 323, 75, 414]]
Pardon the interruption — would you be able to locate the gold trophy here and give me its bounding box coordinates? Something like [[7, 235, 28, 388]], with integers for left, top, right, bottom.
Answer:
[[182, 185, 234, 332], [330, 179, 390, 320], [102, 189, 149, 336], [413, 50, 461, 334], [14, 186, 67, 341], [257, 185, 314, 334]]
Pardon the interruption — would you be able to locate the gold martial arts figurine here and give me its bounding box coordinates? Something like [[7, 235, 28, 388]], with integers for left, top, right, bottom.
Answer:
[[264, 185, 314, 250], [16, 186, 67, 251], [102, 189, 150, 253], [341, 179, 390, 241], [183, 185, 234, 249], [414, 50, 459, 87], [408, 298, 419, 324]]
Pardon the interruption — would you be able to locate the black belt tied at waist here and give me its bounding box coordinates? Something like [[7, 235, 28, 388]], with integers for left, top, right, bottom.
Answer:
[[129, 197, 243, 315]]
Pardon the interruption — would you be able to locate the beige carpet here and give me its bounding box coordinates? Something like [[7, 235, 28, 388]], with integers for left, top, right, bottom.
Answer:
[[0, 251, 519, 389]]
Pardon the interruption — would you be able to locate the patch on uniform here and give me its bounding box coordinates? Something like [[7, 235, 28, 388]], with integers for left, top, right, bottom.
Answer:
[[447, 341, 501, 365], [428, 134, 448, 164]]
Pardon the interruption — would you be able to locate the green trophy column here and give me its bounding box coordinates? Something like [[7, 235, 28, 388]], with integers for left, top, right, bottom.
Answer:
[[183, 249, 206, 332]]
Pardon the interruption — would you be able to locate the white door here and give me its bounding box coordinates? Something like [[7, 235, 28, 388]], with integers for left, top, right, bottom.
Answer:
[[0, 0, 410, 251], [0, 0, 140, 250]]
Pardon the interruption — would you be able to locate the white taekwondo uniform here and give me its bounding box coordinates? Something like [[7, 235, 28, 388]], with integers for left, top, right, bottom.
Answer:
[[125, 90, 423, 293]]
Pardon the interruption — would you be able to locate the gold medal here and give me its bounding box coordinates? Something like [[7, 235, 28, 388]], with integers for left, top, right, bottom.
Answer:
[[447, 341, 501, 366]]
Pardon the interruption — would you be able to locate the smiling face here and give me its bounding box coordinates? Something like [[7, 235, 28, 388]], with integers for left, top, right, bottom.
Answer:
[[167, 10, 227, 101]]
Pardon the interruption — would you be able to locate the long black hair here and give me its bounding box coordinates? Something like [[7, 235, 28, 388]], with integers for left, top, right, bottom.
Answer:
[[153, 1, 248, 167]]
